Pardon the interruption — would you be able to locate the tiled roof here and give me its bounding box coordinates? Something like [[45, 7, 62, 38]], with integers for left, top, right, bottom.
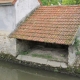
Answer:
[[10, 6, 80, 45], [0, 0, 17, 5]]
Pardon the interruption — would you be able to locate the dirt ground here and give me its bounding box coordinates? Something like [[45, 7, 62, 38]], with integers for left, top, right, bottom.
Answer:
[[27, 45, 68, 63]]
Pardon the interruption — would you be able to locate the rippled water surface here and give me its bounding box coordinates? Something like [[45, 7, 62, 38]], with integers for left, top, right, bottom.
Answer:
[[0, 60, 80, 80]]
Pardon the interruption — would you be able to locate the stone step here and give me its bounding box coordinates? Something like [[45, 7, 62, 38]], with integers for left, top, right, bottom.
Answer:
[[17, 55, 67, 68]]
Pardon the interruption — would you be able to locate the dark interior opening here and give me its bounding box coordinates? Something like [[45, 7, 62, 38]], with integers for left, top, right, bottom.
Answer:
[[28, 40, 68, 50]]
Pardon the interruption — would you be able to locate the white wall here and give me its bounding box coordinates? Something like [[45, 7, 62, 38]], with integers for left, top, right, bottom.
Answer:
[[0, 0, 40, 31], [0, 5, 17, 56], [0, 6, 16, 32], [15, 0, 40, 24]]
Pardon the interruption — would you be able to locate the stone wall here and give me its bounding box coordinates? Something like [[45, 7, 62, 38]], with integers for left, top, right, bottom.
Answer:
[[0, 5, 16, 56], [0, 31, 17, 56], [68, 45, 77, 66], [68, 26, 80, 66]]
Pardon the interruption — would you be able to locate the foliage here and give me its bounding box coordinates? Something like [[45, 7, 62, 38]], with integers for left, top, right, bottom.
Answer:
[[41, 0, 61, 5], [75, 0, 80, 4], [32, 54, 52, 59], [62, 0, 76, 5], [74, 38, 80, 55], [41, 0, 80, 5], [20, 50, 30, 55]]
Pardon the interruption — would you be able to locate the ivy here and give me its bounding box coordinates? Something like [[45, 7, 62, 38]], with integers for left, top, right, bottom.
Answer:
[[74, 38, 80, 55]]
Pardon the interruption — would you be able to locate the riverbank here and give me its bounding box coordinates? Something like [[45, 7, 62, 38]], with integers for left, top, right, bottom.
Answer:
[[0, 60, 80, 80], [0, 53, 80, 77]]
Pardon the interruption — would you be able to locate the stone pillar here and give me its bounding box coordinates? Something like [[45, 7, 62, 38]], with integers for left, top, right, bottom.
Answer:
[[68, 45, 77, 66], [0, 31, 17, 56]]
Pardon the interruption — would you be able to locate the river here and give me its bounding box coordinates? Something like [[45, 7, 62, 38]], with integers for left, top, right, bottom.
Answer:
[[0, 60, 79, 80]]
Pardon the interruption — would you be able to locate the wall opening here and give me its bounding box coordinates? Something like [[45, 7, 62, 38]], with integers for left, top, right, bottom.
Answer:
[[17, 39, 68, 63]]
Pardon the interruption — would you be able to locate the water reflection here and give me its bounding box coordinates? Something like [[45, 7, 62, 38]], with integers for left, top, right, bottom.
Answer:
[[0, 61, 79, 80], [0, 67, 18, 80]]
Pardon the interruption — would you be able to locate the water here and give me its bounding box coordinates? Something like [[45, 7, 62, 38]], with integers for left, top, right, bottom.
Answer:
[[0, 61, 79, 80]]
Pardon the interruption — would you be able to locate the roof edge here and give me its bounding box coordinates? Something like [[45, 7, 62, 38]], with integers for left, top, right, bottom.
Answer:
[[41, 5, 80, 7], [0, 0, 17, 5], [71, 26, 80, 45]]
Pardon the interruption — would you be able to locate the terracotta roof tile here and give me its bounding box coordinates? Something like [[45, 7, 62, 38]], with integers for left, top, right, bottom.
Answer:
[[10, 6, 80, 45], [0, 0, 17, 5]]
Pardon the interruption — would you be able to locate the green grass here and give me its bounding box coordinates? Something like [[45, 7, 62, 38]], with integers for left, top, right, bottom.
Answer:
[[31, 54, 52, 59], [20, 50, 30, 55]]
